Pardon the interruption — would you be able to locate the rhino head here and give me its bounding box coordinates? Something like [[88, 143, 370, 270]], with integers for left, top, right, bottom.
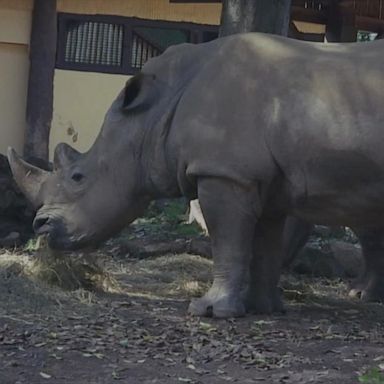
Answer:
[[7, 74, 171, 250]]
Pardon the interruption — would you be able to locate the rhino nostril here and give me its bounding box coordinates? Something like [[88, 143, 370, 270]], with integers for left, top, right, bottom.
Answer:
[[33, 216, 51, 233]]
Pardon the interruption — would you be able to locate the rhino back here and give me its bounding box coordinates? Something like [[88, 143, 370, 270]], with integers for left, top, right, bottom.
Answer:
[[141, 34, 384, 224], [166, 34, 300, 186], [265, 40, 384, 224]]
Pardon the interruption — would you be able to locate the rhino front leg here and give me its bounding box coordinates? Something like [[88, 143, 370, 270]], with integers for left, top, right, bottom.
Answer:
[[188, 178, 259, 318], [246, 217, 286, 314], [349, 227, 384, 302]]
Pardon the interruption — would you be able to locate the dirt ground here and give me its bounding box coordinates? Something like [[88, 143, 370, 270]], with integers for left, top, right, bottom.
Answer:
[[1, 225, 384, 384]]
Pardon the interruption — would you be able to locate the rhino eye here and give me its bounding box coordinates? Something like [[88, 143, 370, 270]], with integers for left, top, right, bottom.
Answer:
[[71, 172, 84, 183]]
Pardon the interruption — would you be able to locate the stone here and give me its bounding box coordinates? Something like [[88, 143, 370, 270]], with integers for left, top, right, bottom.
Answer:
[[313, 225, 346, 239], [0, 231, 21, 247], [292, 244, 345, 278], [329, 240, 362, 278], [0, 153, 51, 246], [291, 239, 363, 279]]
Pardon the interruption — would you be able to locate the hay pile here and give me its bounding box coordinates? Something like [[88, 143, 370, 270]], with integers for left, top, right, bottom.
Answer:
[[0, 236, 119, 293]]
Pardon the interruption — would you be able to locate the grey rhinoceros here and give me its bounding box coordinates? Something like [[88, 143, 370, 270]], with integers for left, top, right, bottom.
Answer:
[[8, 33, 384, 317]]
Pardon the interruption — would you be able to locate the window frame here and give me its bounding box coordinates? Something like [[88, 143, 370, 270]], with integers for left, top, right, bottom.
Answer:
[[56, 13, 219, 75]]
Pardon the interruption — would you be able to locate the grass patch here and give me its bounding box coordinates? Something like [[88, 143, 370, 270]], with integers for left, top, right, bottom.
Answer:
[[133, 200, 203, 238], [359, 368, 384, 384]]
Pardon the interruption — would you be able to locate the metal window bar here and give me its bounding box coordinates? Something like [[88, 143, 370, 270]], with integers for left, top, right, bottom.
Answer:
[[131, 31, 162, 69], [58, 13, 220, 74], [64, 21, 123, 66]]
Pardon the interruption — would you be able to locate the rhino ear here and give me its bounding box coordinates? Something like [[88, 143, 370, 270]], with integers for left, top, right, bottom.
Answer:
[[7, 147, 49, 208], [53, 143, 81, 170], [122, 73, 157, 112]]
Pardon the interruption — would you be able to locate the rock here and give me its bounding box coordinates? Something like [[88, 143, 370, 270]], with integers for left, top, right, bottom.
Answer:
[[187, 237, 211, 258], [313, 225, 346, 239], [291, 239, 363, 279], [0, 231, 21, 247], [116, 237, 212, 259], [292, 244, 345, 278], [329, 240, 362, 278], [0, 153, 51, 247]]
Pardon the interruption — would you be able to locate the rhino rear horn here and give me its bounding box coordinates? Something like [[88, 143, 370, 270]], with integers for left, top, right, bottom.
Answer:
[[7, 147, 49, 208], [53, 143, 81, 170]]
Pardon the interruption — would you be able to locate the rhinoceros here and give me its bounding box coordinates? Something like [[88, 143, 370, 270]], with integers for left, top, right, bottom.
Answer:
[[8, 33, 384, 317]]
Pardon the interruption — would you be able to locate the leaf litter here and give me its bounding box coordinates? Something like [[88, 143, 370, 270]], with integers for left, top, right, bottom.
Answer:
[[1, 237, 384, 383]]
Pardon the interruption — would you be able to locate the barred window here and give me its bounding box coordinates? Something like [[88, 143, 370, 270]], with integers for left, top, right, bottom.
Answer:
[[131, 27, 190, 69], [57, 14, 218, 75], [64, 21, 123, 66]]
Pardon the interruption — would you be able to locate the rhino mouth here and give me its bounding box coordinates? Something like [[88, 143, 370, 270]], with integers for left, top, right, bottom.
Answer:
[[46, 229, 94, 251], [48, 233, 91, 251], [33, 214, 90, 250]]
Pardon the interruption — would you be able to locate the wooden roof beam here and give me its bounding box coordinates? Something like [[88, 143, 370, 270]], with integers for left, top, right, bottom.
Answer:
[[355, 14, 384, 32]]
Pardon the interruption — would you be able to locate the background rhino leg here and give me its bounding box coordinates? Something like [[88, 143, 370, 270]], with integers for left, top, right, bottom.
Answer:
[[188, 199, 208, 235], [188, 178, 259, 318], [282, 217, 313, 268], [349, 227, 384, 302], [246, 217, 286, 314]]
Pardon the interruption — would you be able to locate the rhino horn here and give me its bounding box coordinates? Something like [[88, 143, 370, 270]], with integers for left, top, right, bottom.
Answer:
[[7, 147, 49, 208], [53, 143, 81, 170]]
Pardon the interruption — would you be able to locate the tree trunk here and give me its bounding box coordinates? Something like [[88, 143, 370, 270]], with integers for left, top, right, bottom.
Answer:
[[219, 0, 292, 37], [24, 0, 57, 161], [326, 1, 357, 43]]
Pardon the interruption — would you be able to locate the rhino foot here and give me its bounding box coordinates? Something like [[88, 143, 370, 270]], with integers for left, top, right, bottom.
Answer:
[[188, 290, 245, 318], [348, 278, 384, 303], [245, 288, 285, 314]]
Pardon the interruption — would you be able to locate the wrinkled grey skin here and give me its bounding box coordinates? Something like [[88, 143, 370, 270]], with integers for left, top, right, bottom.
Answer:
[[8, 33, 384, 317]]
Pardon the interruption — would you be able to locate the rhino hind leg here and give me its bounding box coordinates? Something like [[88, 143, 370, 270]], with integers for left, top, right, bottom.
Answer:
[[245, 217, 286, 314], [188, 178, 260, 318], [282, 217, 313, 268], [349, 227, 384, 302]]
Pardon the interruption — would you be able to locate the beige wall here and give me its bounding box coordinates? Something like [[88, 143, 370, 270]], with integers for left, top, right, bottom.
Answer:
[[51, 70, 128, 156], [58, 0, 221, 25], [0, 0, 325, 159], [294, 21, 326, 34], [51, 0, 221, 157], [0, 0, 220, 158], [0, 0, 32, 155], [0, 0, 32, 11], [0, 43, 30, 155], [0, 8, 32, 44]]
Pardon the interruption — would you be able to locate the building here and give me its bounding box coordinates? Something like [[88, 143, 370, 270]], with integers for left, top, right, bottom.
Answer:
[[0, 0, 383, 158]]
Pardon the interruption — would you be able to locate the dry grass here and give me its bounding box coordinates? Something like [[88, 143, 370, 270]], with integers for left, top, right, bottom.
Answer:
[[30, 245, 120, 293], [0, 237, 213, 311], [116, 253, 213, 299], [0, 237, 120, 294]]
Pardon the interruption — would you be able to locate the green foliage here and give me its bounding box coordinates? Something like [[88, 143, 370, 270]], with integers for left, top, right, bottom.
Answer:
[[24, 236, 45, 252], [359, 368, 384, 384], [134, 199, 203, 238], [357, 31, 378, 42]]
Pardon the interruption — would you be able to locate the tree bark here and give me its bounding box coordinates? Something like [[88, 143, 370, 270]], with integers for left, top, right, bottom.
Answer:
[[24, 0, 57, 161], [219, 0, 292, 37], [326, 1, 357, 42]]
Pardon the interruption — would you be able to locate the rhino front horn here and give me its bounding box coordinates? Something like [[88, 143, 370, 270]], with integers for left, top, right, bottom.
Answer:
[[7, 147, 50, 208]]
